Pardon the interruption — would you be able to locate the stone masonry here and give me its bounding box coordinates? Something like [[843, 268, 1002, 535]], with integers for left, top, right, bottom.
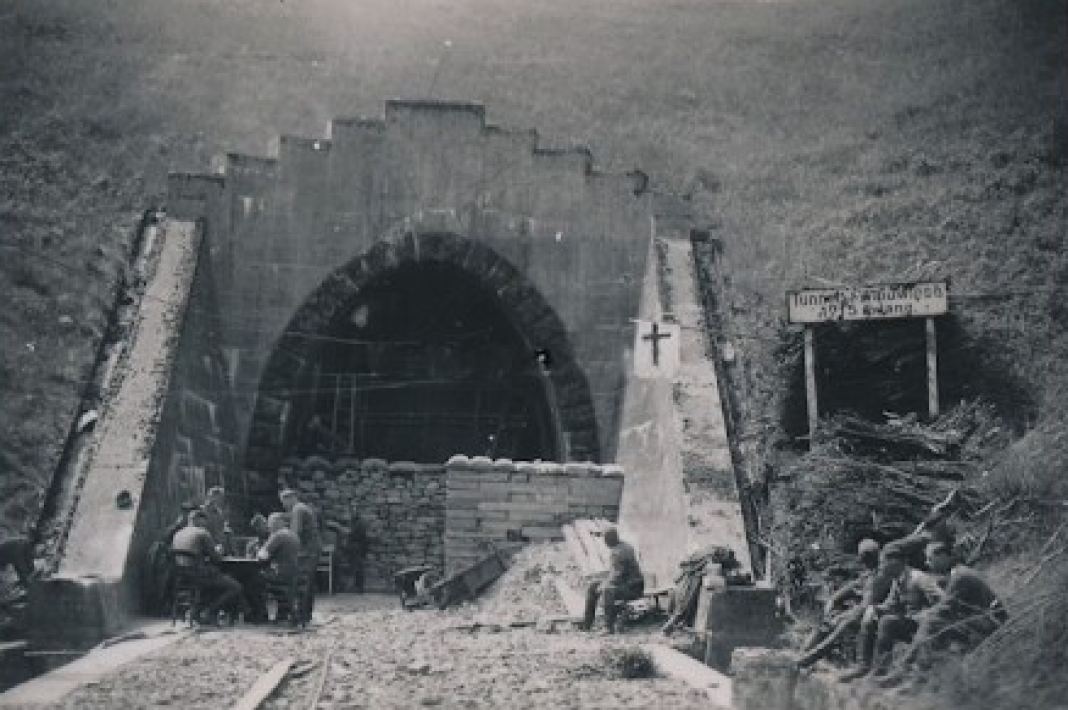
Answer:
[[278, 457, 446, 593]]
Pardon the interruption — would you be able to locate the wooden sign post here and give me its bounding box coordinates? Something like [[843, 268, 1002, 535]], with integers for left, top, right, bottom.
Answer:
[[787, 281, 948, 442], [804, 326, 819, 440], [926, 317, 939, 418]]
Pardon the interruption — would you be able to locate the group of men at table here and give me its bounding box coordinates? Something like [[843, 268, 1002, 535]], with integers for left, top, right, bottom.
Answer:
[[166, 486, 321, 626]]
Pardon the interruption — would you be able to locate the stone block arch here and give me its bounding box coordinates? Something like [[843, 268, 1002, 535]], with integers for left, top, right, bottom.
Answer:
[[245, 225, 601, 485]]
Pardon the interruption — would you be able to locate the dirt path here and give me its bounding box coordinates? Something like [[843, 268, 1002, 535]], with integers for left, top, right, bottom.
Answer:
[[46, 545, 718, 709]]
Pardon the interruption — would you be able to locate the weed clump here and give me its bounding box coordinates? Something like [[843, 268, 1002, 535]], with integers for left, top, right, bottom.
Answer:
[[601, 646, 658, 680]]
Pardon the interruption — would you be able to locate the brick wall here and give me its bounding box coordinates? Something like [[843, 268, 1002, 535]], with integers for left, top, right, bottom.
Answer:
[[444, 455, 624, 575]]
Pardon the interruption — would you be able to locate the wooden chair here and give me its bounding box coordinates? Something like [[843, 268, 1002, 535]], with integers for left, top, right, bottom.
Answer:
[[264, 567, 312, 627], [170, 551, 205, 627], [316, 544, 335, 595]]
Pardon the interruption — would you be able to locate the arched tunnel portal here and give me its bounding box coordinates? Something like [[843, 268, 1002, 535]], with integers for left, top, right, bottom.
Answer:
[[243, 231, 601, 505]]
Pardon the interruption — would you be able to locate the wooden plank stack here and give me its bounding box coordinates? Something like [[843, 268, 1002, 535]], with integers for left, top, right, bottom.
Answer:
[[561, 518, 615, 579]]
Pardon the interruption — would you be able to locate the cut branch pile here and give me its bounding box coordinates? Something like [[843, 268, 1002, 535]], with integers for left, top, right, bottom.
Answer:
[[771, 400, 1008, 574], [811, 399, 1007, 463]]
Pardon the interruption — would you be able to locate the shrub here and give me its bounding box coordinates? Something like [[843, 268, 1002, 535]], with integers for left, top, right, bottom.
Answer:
[[601, 645, 658, 680]]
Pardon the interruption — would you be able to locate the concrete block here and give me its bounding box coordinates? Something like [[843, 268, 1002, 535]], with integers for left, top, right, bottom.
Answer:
[[520, 526, 563, 541], [445, 488, 485, 502], [567, 478, 623, 506], [445, 509, 480, 520], [564, 462, 595, 477], [478, 481, 519, 497], [508, 510, 558, 524], [730, 648, 798, 710], [472, 472, 512, 483], [514, 462, 542, 476], [28, 576, 129, 652]]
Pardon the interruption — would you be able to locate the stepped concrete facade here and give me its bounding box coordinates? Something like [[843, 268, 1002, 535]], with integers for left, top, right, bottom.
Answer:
[[32, 100, 750, 646]]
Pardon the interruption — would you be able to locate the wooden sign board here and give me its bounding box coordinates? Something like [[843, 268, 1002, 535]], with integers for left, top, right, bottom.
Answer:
[[787, 281, 948, 324], [789, 281, 949, 441]]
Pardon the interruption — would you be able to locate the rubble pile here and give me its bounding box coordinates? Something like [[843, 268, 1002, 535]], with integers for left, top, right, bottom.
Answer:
[[474, 543, 579, 621]]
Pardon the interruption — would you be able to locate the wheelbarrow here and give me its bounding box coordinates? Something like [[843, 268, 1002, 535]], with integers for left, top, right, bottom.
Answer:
[[392, 565, 442, 611]]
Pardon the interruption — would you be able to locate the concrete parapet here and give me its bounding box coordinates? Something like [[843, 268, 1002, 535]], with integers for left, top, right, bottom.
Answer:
[[215, 152, 279, 178], [166, 173, 224, 222], [386, 98, 487, 126], [532, 145, 594, 176]]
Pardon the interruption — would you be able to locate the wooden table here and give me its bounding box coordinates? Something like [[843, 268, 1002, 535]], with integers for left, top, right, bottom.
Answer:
[[220, 557, 269, 621]]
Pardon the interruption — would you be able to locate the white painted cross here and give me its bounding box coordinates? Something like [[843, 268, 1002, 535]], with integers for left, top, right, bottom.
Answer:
[[634, 319, 680, 378]]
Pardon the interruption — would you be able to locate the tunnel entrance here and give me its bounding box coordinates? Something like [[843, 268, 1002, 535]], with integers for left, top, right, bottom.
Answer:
[[243, 231, 602, 510], [289, 261, 558, 463]]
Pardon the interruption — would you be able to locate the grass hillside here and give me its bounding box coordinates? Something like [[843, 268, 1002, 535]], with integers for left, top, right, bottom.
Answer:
[[1, 1, 1065, 695]]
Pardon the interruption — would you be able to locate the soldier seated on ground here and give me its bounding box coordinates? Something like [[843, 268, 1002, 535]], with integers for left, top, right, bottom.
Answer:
[[798, 538, 891, 669], [171, 508, 247, 625], [578, 527, 644, 634], [661, 545, 741, 636], [834, 489, 965, 681], [0, 534, 35, 588], [838, 537, 948, 681], [256, 512, 302, 624], [875, 540, 1008, 690]]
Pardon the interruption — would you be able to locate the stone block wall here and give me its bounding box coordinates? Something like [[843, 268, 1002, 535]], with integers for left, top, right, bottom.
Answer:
[[444, 455, 624, 575], [278, 457, 446, 592]]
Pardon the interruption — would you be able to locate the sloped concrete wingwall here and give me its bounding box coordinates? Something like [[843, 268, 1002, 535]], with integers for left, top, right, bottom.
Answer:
[[168, 100, 652, 478], [30, 220, 242, 649], [129, 230, 244, 556]]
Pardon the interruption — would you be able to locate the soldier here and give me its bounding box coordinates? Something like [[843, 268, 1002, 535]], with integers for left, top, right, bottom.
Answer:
[[256, 513, 302, 624], [877, 541, 1007, 689], [279, 488, 322, 620], [170, 509, 246, 625], [202, 486, 232, 555], [245, 514, 270, 558], [798, 538, 891, 668], [838, 537, 948, 681], [578, 527, 644, 634], [0, 534, 35, 587]]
